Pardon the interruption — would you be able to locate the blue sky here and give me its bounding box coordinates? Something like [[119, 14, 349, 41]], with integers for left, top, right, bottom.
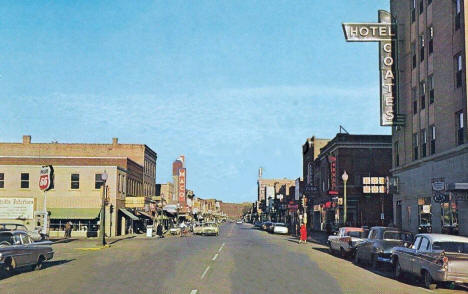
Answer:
[[0, 0, 390, 203]]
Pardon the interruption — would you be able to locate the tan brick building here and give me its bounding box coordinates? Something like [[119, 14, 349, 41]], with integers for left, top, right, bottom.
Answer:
[[391, 0, 468, 236]]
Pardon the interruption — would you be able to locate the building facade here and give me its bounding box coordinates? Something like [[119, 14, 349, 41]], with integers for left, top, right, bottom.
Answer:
[[391, 0, 468, 236]]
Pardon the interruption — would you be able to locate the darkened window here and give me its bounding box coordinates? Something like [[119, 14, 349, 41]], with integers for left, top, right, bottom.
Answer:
[[421, 129, 427, 158], [419, 0, 424, 14], [412, 88, 418, 114], [0, 173, 4, 189], [428, 0, 432, 5], [412, 0, 416, 22], [455, 0, 461, 30], [420, 35, 425, 62], [420, 81, 426, 109], [428, 26, 433, 54], [21, 173, 29, 189], [95, 174, 105, 189], [430, 125, 436, 154], [412, 43, 417, 69], [456, 111, 464, 145], [394, 141, 400, 167], [428, 75, 434, 104], [413, 133, 419, 160], [456, 54, 463, 88], [71, 174, 80, 189]]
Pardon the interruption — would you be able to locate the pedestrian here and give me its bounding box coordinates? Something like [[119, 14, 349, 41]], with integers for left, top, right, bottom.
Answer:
[[157, 222, 164, 238], [64, 221, 71, 239], [300, 222, 307, 244], [67, 221, 73, 238]]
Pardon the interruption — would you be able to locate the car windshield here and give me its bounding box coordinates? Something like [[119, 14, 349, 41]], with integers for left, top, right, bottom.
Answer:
[[348, 231, 364, 238], [432, 242, 468, 253], [383, 231, 407, 240]]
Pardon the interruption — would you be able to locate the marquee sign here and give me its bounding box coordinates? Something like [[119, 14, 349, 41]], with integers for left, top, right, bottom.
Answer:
[[178, 168, 186, 207], [343, 10, 405, 127]]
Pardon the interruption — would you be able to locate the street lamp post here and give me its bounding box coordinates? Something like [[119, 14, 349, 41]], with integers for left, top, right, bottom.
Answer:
[[99, 171, 108, 246], [342, 171, 349, 226]]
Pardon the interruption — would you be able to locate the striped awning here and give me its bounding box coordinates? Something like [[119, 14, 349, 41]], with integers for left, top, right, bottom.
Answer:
[[49, 208, 101, 220]]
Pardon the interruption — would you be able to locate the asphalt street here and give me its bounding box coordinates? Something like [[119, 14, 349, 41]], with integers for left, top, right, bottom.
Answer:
[[0, 223, 466, 294]]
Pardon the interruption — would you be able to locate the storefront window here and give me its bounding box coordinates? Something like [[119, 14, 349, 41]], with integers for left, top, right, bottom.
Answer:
[[49, 219, 99, 232], [441, 196, 458, 235], [417, 197, 431, 233]]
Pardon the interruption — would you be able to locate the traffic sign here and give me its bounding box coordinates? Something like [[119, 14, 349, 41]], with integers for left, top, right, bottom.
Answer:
[[39, 165, 53, 191]]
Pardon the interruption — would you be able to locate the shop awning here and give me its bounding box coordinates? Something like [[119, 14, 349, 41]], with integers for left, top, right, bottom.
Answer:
[[137, 211, 154, 219], [49, 208, 101, 220], [119, 208, 139, 221]]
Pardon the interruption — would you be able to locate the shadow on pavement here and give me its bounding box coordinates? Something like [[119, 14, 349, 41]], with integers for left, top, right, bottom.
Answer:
[[52, 238, 78, 244], [0, 259, 75, 280], [287, 238, 300, 244], [109, 235, 136, 245]]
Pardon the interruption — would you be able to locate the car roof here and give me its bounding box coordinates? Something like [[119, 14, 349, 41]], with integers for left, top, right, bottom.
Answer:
[[340, 227, 364, 232], [0, 230, 26, 235], [417, 233, 468, 243]]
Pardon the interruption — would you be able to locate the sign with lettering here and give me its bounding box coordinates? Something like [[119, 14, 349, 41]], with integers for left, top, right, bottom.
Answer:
[[328, 156, 338, 195], [125, 197, 146, 208], [178, 168, 186, 207], [343, 10, 404, 126], [0, 198, 34, 219], [39, 165, 54, 191]]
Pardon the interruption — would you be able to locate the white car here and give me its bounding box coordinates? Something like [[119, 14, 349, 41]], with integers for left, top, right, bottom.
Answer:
[[273, 223, 288, 234], [328, 227, 366, 258], [236, 220, 243, 224]]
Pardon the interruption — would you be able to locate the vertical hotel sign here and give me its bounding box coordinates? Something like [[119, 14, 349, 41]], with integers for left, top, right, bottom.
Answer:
[[343, 10, 404, 126], [178, 168, 186, 207]]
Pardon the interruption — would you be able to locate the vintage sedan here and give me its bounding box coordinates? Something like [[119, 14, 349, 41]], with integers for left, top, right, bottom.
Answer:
[[354, 226, 413, 268], [328, 227, 367, 258], [201, 223, 219, 236], [272, 223, 288, 234], [0, 231, 54, 275], [0, 223, 48, 242], [192, 223, 204, 235], [392, 233, 468, 289]]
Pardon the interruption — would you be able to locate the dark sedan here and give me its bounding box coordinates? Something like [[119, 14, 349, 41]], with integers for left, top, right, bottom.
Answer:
[[354, 226, 413, 269]]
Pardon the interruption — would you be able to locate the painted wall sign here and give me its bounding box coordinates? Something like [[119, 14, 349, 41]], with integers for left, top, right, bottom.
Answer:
[[343, 10, 404, 126], [0, 198, 34, 219]]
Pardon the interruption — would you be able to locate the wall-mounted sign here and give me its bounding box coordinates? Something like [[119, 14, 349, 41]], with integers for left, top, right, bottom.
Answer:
[[0, 198, 34, 219], [125, 197, 146, 208], [328, 156, 338, 195], [362, 176, 387, 194], [178, 168, 186, 207], [295, 178, 300, 200], [343, 10, 404, 126]]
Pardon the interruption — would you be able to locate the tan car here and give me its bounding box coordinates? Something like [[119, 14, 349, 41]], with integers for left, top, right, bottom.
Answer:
[[201, 223, 219, 236], [392, 233, 468, 289], [192, 223, 204, 235]]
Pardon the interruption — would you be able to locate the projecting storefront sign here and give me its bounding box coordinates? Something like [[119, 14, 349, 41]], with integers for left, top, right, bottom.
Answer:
[[343, 10, 404, 127], [328, 155, 338, 195], [178, 168, 186, 207]]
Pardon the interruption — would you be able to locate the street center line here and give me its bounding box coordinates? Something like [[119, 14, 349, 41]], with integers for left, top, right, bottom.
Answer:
[[212, 253, 219, 261], [190, 290, 198, 294], [201, 266, 210, 280], [218, 242, 225, 252]]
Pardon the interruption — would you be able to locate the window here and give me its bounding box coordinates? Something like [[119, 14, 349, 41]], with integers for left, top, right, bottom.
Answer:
[[413, 133, 419, 160], [71, 174, 79, 189], [428, 0, 432, 5], [420, 35, 425, 62], [95, 174, 105, 189], [21, 173, 29, 189], [411, 0, 416, 22], [455, 0, 461, 30], [412, 43, 417, 69], [394, 141, 400, 167], [0, 173, 3, 189], [456, 54, 463, 88], [419, 0, 424, 14], [420, 81, 426, 109], [412, 236, 422, 249], [412, 88, 417, 115], [456, 111, 464, 145], [419, 237, 430, 251], [430, 125, 436, 154], [428, 75, 434, 104], [428, 26, 433, 54], [421, 129, 427, 158]]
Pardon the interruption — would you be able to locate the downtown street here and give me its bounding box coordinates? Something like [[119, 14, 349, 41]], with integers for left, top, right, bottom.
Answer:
[[0, 222, 465, 294]]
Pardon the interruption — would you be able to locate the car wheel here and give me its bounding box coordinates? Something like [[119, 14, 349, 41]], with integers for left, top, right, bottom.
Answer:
[[354, 251, 360, 265], [340, 248, 347, 259], [371, 254, 378, 269], [33, 256, 45, 271], [3, 258, 15, 276], [394, 259, 402, 280], [423, 270, 437, 290]]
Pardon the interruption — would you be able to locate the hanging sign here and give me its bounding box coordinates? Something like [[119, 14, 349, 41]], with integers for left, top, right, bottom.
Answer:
[[39, 165, 54, 191]]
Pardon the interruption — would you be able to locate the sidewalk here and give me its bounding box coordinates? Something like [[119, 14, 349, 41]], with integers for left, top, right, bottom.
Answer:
[[290, 230, 329, 245]]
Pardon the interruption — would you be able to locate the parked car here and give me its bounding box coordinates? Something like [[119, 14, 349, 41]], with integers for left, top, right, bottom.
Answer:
[[262, 221, 273, 231], [392, 233, 468, 289], [328, 227, 367, 258], [354, 226, 413, 269], [193, 223, 204, 235], [236, 220, 243, 224], [169, 227, 181, 235], [0, 223, 48, 242], [272, 223, 288, 234], [254, 221, 263, 228], [201, 223, 219, 236], [0, 231, 54, 276]]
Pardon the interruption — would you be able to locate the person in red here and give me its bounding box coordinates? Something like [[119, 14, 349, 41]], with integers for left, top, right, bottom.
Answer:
[[299, 222, 307, 244]]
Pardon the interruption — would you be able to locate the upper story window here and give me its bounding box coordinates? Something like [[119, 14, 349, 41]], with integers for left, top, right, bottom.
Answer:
[[456, 111, 464, 145], [428, 0, 432, 5], [421, 129, 427, 158], [420, 81, 426, 109], [430, 125, 436, 155], [420, 35, 425, 62], [21, 173, 29, 189], [394, 141, 400, 167], [412, 88, 418, 115], [411, 0, 416, 23], [428, 75, 434, 104], [412, 43, 417, 69], [419, 0, 424, 14], [456, 54, 463, 88], [71, 174, 79, 190], [95, 174, 105, 189], [0, 173, 4, 188], [455, 0, 461, 30], [428, 26, 434, 54], [413, 133, 419, 160]]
